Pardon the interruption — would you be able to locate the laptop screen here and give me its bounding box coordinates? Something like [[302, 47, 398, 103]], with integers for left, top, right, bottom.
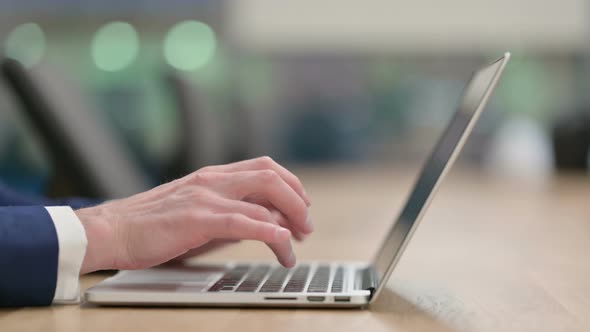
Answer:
[[371, 54, 509, 294]]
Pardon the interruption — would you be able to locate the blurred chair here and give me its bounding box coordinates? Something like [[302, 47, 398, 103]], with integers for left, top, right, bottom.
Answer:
[[552, 109, 590, 172], [0, 58, 151, 199], [164, 71, 236, 177]]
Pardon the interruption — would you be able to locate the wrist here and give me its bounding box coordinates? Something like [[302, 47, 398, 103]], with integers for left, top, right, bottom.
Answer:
[[76, 205, 116, 274]]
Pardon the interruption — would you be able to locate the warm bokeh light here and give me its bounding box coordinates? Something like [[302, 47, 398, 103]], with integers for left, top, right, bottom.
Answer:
[[91, 21, 139, 72], [4, 22, 46, 68], [163, 20, 216, 71]]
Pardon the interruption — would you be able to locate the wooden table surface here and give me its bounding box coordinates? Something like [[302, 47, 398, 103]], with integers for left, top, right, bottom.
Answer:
[[1, 165, 589, 332]]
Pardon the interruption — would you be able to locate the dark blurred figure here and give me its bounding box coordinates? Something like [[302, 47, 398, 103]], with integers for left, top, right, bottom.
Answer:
[[552, 109, 590, 171]]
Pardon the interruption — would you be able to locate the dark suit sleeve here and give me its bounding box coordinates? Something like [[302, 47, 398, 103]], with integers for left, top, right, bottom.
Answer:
[[0, 206, 59, 307]]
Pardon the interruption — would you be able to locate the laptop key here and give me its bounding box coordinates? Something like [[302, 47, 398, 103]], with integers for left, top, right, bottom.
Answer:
[[283, 265, 310, 292], [307, 265, 330, 293], [331, 267, 344, 293], [259, 267, 290, 292], [235, 265, 271, 292], [208, 265, 251, 292]]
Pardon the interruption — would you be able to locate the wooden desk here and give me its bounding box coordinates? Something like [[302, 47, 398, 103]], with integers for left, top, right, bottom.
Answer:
[[1, 166, 589, 332]]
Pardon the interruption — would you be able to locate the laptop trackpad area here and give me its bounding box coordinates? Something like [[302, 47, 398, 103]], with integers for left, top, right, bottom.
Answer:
[[96, 264, 227, 293]]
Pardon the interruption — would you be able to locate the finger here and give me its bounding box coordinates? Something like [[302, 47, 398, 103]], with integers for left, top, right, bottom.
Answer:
[[202, 157, 311, 206], [261, 211, 296, 267], [242, 196, 307, 241], [204, 213, 290, 244], [171, 240, 240, 261], [213, 198, 273, 223], [206, 213, 295, 267], [229, 170, 312, 234], [208, 198, 299, 259], [270, 209, 306, 242]]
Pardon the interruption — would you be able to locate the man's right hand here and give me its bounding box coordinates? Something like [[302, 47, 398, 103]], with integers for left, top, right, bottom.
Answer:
[[76, 156, 312, 274]]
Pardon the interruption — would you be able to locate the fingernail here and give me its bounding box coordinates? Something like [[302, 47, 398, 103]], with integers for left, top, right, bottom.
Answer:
[[303, 190, 312, 207], [304, 217, 314, 233], [275, 227, 291, 241], [295, 232, 307, 242], [286, 251, 296, 267]]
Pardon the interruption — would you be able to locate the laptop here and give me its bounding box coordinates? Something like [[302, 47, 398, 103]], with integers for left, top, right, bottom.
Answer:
[[85, 53, 510, 308]]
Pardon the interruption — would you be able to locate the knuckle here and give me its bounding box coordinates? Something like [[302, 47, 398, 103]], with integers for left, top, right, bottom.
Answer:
[[257, 156, 275, 167], [257, 169, 279, 184], [198, 165, 214, 173], [254, 206, 273, 221], [224, 213, 243, 231], [190, 171, 224, 185], [190, 172, 210, 184]]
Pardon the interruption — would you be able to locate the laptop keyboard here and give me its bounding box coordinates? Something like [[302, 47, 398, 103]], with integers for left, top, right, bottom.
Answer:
[[208, 264, 345, 293], [207, 265, 251, 291], [331, 266, 344, 293], [307, 265, 330, 292], [236, 265, 271, 292], [282, 265, 310, 292]]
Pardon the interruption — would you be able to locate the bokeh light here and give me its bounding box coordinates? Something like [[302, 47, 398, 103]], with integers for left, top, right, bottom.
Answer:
[[91, 22, 139, 72], [4, 22, 46, 68], [164, 20, 216, 71]]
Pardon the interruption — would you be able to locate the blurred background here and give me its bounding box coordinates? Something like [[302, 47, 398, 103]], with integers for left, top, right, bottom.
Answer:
[[1, 0, 589, 199]]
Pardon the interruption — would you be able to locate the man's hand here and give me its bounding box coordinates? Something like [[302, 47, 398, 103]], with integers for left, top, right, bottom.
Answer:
[[76, 157, 312, 274]]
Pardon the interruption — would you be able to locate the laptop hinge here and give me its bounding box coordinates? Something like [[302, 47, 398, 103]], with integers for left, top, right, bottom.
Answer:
[[356, 266, 378, 298]]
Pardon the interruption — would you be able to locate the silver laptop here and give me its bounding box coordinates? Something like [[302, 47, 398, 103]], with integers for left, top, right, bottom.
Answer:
[[85, 53, 510, 308]]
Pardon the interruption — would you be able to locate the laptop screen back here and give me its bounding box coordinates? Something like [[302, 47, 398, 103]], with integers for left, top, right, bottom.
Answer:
[[371, 54, 509, 297]]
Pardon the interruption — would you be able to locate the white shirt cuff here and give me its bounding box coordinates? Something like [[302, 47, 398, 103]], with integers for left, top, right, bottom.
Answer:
[[45, 206, 88, 304]]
